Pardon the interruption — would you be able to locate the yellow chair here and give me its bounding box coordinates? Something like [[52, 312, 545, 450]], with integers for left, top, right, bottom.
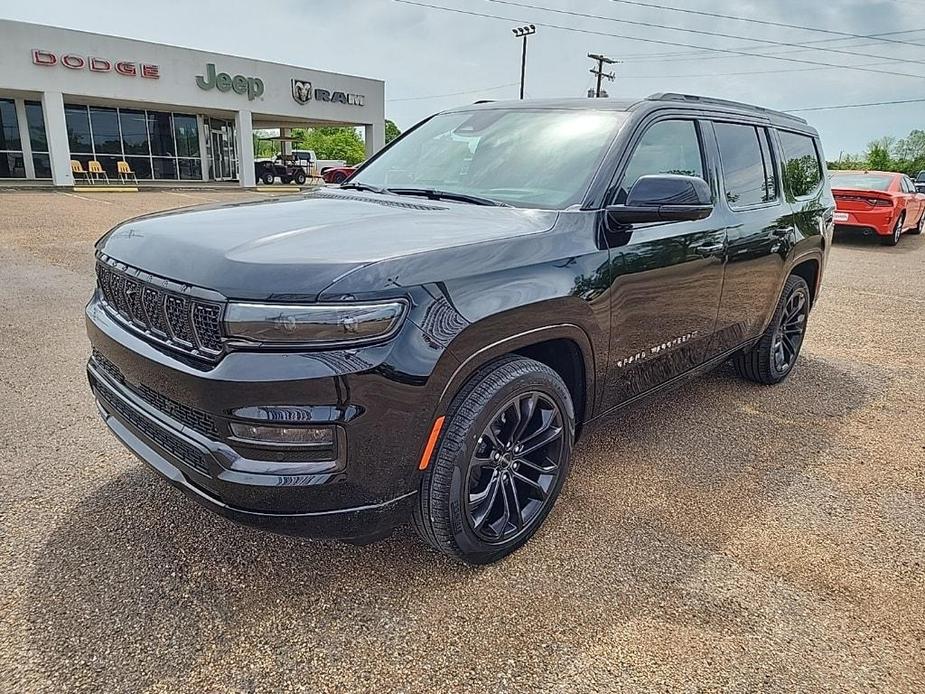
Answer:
[[88, 160, 109, 185], [70, 160, 91, 184], [117, 160, 138, 185]]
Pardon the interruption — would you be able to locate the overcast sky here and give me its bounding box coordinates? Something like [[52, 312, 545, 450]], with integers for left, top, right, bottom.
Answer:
[[4, 0, 924, 157]]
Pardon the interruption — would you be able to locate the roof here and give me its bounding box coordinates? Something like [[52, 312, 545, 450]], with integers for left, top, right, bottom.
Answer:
[[830, 170, 898, 176], [444, 92, 813, 131]]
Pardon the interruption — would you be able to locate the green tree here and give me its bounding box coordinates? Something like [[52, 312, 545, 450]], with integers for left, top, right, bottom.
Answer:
[[385, 119, 401, 144], [866, 142, 892, 172], [292, 127, 366, 165]]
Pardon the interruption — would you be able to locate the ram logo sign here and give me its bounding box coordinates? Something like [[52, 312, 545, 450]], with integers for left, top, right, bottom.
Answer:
[[292, 78, 364, 107]]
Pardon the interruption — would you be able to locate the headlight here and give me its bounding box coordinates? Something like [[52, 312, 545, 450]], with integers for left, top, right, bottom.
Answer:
[[224, 300, 407, 346]]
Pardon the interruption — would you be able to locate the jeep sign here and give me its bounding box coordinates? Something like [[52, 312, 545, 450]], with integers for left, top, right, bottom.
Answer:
[[196, 63, 264, 100]]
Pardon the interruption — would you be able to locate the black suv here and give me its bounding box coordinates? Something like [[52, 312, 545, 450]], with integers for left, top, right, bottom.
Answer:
[[87, 93, 834, 564]]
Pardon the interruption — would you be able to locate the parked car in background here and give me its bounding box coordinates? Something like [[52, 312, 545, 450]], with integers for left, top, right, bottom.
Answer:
[[322, 164, 358, 184], [254, 154, 308, 186], [292, 149, 346, 177], [914, 170, 925, 193], [86, 93, 833, 564], [831, 171, 925, 245]]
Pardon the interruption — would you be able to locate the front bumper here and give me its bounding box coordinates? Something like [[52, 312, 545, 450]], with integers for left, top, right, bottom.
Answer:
[[86, 295, 453, 540]]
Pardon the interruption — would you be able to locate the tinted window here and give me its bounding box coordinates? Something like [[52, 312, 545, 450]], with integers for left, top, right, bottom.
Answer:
[[902, 176, 915, 193], [715, 122, 769, 207], [25, 101, 47, 153], [779, 131, 822, 198], [618, 119, 704, 202], [0, 99, 21, 151], [65, 105, 92, 153], [830, 173, 893, 191]]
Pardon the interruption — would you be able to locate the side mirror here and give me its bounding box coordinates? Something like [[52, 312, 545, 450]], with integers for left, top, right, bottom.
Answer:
[[606, 174, 713, 227]]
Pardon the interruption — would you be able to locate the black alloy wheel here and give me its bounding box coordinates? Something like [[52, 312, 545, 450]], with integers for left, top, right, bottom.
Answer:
[[413, 356, 574, 564], [771, 288, 807, 374], [733, 274, 811, 385], [466, 392, 565, 543], [333, 171, 347, 184]]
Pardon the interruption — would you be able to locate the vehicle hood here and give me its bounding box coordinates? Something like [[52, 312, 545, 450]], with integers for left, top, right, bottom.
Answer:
[[98, 190, 558, 301]]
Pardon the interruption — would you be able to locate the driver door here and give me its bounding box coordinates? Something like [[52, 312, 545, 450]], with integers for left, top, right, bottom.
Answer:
[[600, 117, 727, 411]]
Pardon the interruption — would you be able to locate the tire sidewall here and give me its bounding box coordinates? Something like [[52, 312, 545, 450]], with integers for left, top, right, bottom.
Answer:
[[440, 367, 574, 564], [768, 277, 810, 381]]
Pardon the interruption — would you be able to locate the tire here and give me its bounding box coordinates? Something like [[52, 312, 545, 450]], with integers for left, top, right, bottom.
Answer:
[[413, 356, 575, 565], [733, 275, 811, 385], [260, 171, 274, 185], [910, 210, 923, 235], [882, 214, 904, 246], [333, 171, 347, 184], [293, 170, 307, 186]]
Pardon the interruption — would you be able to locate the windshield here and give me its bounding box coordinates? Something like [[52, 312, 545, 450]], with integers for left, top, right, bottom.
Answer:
[[830, 173, 894, 191], [353, 109, 628, 209]]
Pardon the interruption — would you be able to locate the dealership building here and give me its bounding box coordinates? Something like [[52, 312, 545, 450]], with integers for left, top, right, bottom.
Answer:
[[0, 19, 385, 187]]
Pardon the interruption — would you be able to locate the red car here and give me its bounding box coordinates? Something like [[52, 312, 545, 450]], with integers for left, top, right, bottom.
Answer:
[[831, 170, 925, 246], [321, 165, 358, 184]]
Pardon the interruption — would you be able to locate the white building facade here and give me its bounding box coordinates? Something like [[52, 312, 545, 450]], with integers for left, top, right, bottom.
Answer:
[[0, 20, 385, 187]]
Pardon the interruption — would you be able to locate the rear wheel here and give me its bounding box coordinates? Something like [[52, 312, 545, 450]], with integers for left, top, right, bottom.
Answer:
[[293, 170, 307, 186], [413, 356, 574, 565], [333, 171, 347, 184], [883, 214, 904, 246], [260, 171, 274, 185], [733, 275, 810, 385]]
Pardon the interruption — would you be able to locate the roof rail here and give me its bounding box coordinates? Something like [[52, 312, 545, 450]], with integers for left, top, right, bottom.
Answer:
[[646, 92, 808, 124]]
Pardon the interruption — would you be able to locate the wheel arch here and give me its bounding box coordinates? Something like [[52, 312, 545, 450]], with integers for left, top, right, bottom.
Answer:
[[438, 323, 597, 440]]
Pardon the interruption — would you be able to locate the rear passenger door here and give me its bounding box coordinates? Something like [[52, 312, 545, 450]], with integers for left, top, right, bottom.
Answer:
[[709, 121, 792, 355], [600, 117, 727, 410]]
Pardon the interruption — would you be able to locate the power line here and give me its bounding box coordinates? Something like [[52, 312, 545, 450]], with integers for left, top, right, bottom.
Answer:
[[620, 60, 898, 79], [477, 0, 925, 67], [392, 0, 925, 81], [604, 0, 925, 48], [786, 97, 925, 113], [388, 82, 519, 101]]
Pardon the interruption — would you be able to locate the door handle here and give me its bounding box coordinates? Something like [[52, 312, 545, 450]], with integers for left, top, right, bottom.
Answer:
[[695, 243, 725, 256]]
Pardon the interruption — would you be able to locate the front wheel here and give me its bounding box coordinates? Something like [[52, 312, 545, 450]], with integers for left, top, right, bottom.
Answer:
[[733, 275, 810, 385], [260, 171, 274, 185], [293, 170, 307, 185], [413, 356, 574, 565]]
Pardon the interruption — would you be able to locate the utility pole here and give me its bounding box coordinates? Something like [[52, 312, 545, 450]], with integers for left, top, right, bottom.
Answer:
[[512, 25, 536, 99], [588, 53, 618, 98]]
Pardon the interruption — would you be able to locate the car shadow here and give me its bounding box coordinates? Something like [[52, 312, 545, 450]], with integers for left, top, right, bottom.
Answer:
[[27, 354, 881, 691]]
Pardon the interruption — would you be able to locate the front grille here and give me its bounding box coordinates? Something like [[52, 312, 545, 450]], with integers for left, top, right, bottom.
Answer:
[[96, 261, 224, 361], [93, 374, 210, 474], [91, 349, 219, 437]]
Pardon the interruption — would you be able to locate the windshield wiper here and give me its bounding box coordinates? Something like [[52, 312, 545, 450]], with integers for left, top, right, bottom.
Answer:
[[340, 181, 387, 194], [385, 188, 510, 207]]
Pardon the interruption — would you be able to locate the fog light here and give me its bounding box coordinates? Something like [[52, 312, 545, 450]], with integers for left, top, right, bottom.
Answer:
[[230, 422, 334, 447]]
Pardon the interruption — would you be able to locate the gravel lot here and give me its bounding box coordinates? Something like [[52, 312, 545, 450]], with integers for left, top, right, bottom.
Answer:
[[1, 190, 923, 693]]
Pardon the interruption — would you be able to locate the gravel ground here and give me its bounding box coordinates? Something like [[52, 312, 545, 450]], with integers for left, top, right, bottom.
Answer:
[[1, 190, 923, 693]]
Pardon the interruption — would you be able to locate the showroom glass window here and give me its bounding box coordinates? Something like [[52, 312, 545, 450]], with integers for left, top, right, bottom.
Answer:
[[25, 101, 51, 178], [0, 98, 25, 178], [63, 104, 202, 180]]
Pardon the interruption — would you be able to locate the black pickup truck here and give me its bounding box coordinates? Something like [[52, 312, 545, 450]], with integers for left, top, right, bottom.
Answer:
[[86, 93, 834, 564]]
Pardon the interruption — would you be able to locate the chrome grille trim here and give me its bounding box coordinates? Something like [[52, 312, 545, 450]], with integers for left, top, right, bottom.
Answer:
[[95, 258, 225, 362]]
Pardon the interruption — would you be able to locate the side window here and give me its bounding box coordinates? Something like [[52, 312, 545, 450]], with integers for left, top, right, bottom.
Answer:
[[779, 131, 823, 198], [714, 122, 775, 208], [617, 119, 705, 202], [902, 176, 914, 193]]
